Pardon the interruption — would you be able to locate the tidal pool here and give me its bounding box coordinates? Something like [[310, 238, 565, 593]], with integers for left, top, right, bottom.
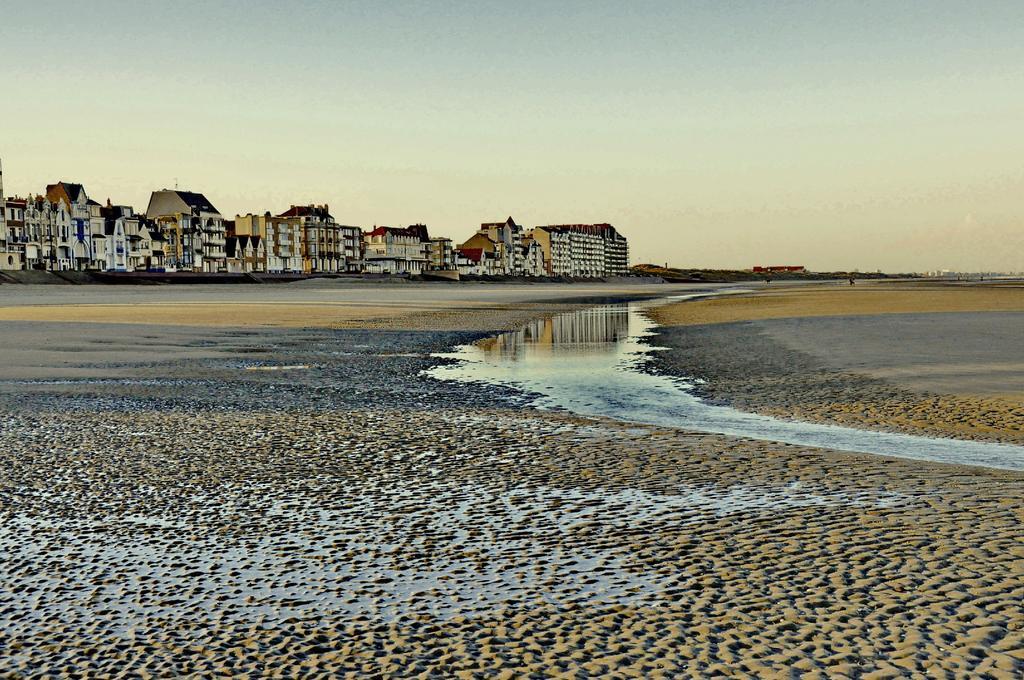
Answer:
[[428, 296, 1024, 471]]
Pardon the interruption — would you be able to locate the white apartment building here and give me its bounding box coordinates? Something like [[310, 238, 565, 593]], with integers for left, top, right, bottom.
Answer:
[[530, 223, 628, 277], [100, 203, 155, 272], [26, 196, 73, 270], [364, 225, 430, 275], [46, 182, 106, 270]]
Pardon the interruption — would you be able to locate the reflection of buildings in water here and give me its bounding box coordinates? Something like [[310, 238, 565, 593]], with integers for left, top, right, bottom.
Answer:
[[482, 307, 630, 359]]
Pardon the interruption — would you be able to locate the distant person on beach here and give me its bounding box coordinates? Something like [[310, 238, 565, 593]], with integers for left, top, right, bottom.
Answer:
[[849, 275, 855, 285]]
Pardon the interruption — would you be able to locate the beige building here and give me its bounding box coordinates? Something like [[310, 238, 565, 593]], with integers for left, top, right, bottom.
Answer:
[[528, 227, 571, 276], [428, 237, 455, 270], [460, 217, 526, 275], [146, 190, 227, 272], [278, 204, 338, 273], [236, 213, 302, 273]]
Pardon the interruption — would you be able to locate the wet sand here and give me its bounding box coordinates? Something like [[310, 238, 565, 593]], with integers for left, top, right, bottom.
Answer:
[[0, 282, 1022, 676], [652, 282, 1024, 326], [649, 283, 1024, 444], [0, 281, 697, 330]]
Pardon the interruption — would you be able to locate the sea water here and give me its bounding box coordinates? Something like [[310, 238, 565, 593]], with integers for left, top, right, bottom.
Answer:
[[428, 296, 1024, 471]]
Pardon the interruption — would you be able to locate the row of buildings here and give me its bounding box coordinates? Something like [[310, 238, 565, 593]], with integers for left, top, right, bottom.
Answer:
[[0, 166, 629, 278]]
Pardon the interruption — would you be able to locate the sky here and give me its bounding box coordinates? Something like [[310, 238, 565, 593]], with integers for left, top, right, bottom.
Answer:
[[3, 1, 1023, 272]]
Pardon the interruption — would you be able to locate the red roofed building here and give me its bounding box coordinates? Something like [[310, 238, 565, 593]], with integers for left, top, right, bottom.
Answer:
[[454, 247, 500, 276], [363, 224, 430, 275]]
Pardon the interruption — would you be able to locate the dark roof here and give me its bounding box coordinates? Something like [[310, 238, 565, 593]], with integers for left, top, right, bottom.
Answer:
[[538, 223, 621, 238], [459, 248, 484, 263], [174, 190, 219, 214], [45, 182, 87, 207], [367, 225, 426, 240], [277, 204, 333, 221], [406, 223, 430, 242], [57, 182, 85, 202], [227, 234, 263, 257]]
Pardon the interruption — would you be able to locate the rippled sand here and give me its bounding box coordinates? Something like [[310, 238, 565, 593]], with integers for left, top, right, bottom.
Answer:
[[1, 406, 1021, 676]]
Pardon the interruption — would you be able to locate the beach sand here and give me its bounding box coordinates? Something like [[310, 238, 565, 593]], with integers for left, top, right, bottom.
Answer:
[[0, 281, 1021, 676], [0, 281, 687, 331], [649, 283, 1024, 444], [652, 282, 1024, 327]]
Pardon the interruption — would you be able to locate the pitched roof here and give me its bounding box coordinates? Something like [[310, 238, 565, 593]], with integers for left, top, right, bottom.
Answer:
[[146, 190, 221, 219], [45, 182, 88, 207], [173, 190, 219, 213], [57, 182, 84, 202], [458, 248, 484, 263]]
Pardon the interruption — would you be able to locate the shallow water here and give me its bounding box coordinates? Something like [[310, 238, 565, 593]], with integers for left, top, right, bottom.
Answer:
[[428, 297, 1024, 471]]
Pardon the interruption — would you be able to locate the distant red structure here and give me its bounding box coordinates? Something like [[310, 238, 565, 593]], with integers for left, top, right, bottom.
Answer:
[[752, 265, 806, 273]]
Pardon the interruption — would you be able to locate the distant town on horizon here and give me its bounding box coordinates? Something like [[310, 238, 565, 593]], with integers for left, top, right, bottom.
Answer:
[[0, 162, 629, 281]]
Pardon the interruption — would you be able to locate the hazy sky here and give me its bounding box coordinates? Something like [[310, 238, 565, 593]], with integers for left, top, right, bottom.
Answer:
[[3, 1, 1023, 271]]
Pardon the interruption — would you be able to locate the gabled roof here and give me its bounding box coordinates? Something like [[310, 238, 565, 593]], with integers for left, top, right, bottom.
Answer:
[[226, 234, 263, 257], [45, 182, 88, 208], [58, 182, 84, 202], [458, 248, 484, 263]]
